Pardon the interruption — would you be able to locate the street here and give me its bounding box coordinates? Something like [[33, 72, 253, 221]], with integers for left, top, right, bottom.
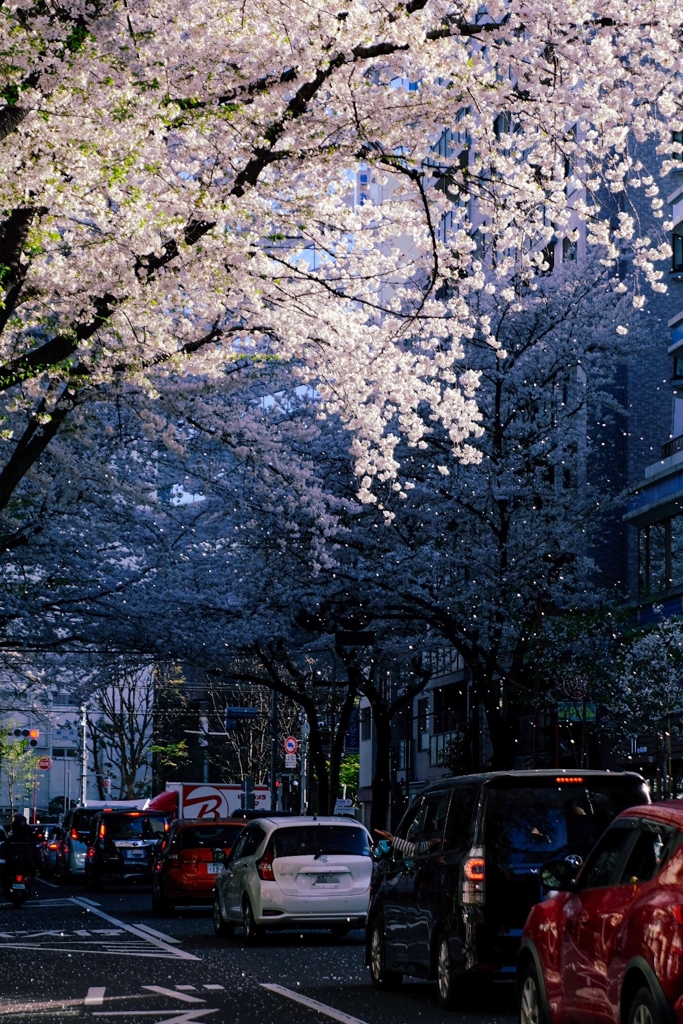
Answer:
[[0, 881, 516, 1024]]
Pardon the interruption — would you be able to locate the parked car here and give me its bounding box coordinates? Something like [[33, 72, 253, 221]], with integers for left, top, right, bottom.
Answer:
[[212, 816, 373, 941], [152, 818, 245, 914], [39, 825, 63, 877], [518, 800, 683, 1024], [85, 810, 168, 890], [56, 808, 99, 880], [366, 769, 650, 1008]]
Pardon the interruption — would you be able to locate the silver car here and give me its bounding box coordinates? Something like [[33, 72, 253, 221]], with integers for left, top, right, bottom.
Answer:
[[57, 808, 98, 880], [213, 816, 372, 942]]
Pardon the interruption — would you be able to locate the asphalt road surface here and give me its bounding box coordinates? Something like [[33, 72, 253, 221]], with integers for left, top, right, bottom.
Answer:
[[0, 880, 517, 1024]]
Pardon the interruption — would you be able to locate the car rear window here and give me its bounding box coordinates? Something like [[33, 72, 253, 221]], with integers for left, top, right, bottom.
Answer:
[[102, 815, 167, 840], [485, 779, 649, 866], [272, 825, 371, 859], [72, 810, 97, 832], [178, 825, 243, 850]]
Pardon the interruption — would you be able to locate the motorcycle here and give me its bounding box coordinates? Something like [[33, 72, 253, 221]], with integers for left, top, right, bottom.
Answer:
[[2, 842, 35, 908]]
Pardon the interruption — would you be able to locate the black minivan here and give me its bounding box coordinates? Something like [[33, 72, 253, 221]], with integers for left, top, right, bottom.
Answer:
[[85, 810, 168, 890], [366, 769, 649, 1008]]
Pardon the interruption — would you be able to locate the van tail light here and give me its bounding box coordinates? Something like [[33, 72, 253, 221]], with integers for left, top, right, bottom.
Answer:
[[48, 842, 59, 850], [71, 828, 79, 840], [667, 905, 683, 925], [15, 874, 23, 883], [461, 846, 486, 906], [256, 843, 275, 881]]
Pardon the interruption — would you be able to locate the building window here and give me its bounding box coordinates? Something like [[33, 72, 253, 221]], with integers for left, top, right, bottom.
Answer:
[[433, 684, 465, 734], [673, 130, 683, 164], [417, 697, 430, 752], [360, 706, 371, 742], [674, 358, 683, 382], [397, 739, 412, 771], [673, 232, 683, 272], [562, 236, 577, 262], [639, 514, 683, 594]]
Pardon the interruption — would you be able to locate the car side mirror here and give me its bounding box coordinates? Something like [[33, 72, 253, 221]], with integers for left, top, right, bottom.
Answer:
[[213, 847, 228, 865], [373, 840, 392, 861], [540, 857, 580, 893]]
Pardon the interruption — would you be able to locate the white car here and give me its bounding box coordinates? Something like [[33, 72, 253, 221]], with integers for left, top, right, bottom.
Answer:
[[212, 816, 372, 941]]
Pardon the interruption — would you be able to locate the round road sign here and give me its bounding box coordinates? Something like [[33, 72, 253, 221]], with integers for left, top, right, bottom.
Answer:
[[38, 755, 52, 771], [284, 736, 298, 755]]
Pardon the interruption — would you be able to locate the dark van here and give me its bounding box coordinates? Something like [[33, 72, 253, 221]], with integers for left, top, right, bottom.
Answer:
[[85, 810, 168, 890], [366, 769, 649, 1009]]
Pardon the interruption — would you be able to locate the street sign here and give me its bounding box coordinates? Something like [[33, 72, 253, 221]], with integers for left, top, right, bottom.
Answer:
[[285, 753, 297, 768], [557, 701, 596, 723], [37, 756, 52, 771], [334, 798, 354, 816], [284, 736, 298, 754]]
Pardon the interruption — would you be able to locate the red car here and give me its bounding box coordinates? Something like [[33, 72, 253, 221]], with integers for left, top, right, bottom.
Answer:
[[518, 801, 683, 1024], [152, 818, 244, 914]]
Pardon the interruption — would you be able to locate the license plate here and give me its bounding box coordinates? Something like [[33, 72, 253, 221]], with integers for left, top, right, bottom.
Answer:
[[207, 863, 222, 874], [12, 883, 26, 890], [124, 850, 145, 859], [313, 874, 340, 885]]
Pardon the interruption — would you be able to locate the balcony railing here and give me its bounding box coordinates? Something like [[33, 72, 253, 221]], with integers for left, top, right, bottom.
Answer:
[[661, 435, 683, 460]]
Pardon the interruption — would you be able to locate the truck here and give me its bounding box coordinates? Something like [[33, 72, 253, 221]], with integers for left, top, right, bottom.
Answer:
[[144, 782, 271, 820]]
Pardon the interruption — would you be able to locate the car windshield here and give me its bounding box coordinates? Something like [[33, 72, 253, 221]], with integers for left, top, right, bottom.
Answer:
[[272, 825, 371, 859], [103, 815, 166, 840], [178, 825, 243, 850], [486, 780, 648, 866]]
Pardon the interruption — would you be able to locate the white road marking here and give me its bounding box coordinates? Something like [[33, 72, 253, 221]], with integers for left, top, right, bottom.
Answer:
[[85, 988, 106, 1006], [202, 986, 224, 991], [93, 1012, 217, 1022], [77, 897, 102, 907], [175, 986, 197, 991], [142, 986, 205, 1004], [0, 997, 85, 1014], [133, 922, 181, 943], [69, 899, 200, 961], [260, 984, 370, 1024], [36, 877, 60, 889]]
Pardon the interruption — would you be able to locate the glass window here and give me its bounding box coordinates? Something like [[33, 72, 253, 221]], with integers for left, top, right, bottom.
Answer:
[[178, 825, 244, 850], [229, 832, 248, 861], [417, 698, 429, 752], [395, 801, 424, 843], [485, 780, 648, 868], [618, 822, 678, 884], [360, 707, 371, 742], [237, 827, 265, 858], [581, 826, 634, 889], [272, 825, 371, 859], [420, 794, 450, 847], [444, 785, 478, 851], [102, 814, 167, 840], [674, 233, 683, 272]]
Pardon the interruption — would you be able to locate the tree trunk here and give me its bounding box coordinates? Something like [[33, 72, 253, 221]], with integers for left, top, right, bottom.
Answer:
[[328, 688, 357, 814], [369, 701, 392, 833]]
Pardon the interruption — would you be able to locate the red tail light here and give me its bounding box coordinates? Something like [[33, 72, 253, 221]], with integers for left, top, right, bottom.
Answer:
[[15, 875, 23, 882], [460, 846, 486, 906], [48, 842, 59, 850], [256, 844, 275, 881], [667, 905, 683, 925], [71, 828, 79, 840]]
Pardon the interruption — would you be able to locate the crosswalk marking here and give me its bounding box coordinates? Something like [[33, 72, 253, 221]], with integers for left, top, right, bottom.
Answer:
[[261, 983, 370, 1024], [203, 986, 224, 991], [142, 986, 205, 1004], [85, 987, 106, 1006]]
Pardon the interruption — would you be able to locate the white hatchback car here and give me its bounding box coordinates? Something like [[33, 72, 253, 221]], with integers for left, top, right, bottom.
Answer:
[[212, 816, 372, 941]]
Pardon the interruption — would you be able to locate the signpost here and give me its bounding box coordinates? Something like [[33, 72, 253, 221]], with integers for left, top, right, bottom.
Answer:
[[284, 736, 298, 755], [285, 753, 297, 768], [333, 798, 354, 816]]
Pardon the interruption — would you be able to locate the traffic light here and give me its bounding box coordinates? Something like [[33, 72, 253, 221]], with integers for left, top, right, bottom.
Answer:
[[12, 727, 39, 746], [224, 707, 260, 732], [241, 777, 255, 810]]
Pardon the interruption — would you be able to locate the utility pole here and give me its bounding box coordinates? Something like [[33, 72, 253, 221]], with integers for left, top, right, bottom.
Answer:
[[300, 717, 310, 814], [80, 705, 88, 806], [269, 690, 278, 812]]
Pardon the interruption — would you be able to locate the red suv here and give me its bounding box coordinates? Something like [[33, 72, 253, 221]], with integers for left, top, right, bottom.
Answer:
[[518, 801, 683, 1024]]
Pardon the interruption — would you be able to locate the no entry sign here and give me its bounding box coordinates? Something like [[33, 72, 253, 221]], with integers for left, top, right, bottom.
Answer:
[[283, 736, 298, 755], [37, 756, 52, 771]]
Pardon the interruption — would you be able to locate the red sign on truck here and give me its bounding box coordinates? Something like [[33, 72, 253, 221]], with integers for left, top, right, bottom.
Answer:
[[146, 783, 270, 819]]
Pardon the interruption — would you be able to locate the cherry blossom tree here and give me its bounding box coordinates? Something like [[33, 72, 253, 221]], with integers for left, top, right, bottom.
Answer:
[[1, 0, 680, 519]]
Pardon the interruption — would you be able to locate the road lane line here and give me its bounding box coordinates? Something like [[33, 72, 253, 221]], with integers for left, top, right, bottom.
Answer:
[[36, 877, 60, 889], [93, 1012, 217, 1020], [260, 984, 370, 1024], [133, 922, 181, 943], [85, 988, 106, 1006], [77, 897, 102, 907], [69, 898, 200, 961], [142, 987, 205, 1004]]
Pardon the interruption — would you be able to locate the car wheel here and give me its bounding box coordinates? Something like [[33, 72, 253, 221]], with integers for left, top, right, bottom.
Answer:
[[628, 988, 660, 1024], [436, 933, 460, 1009], [519, 962, 548, 1024], [242, 897, 262, 944], [213, 895, 234, 938], [369, 921, 403, 990]]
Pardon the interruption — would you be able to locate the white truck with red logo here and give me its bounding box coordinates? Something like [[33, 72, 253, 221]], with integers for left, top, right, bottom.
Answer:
[[145, 782, 270, 819]]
